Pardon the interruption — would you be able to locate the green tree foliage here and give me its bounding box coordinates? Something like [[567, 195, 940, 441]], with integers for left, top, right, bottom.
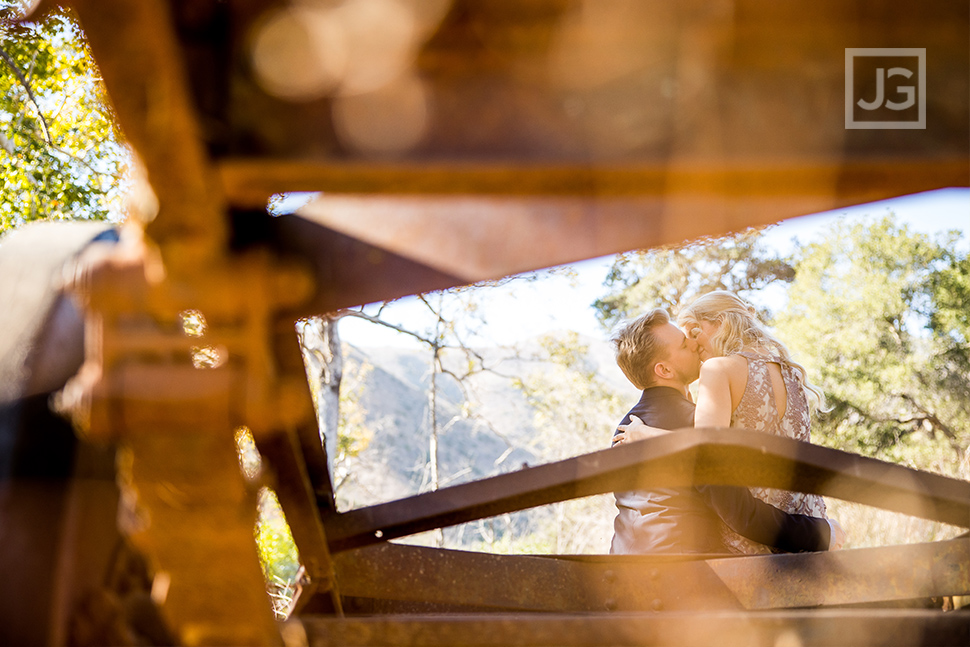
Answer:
[[594, 227, 794, 328], [234, 427, 302, 617], [775, 217, 969, 475], [0, 2, 126, 232], [926, 254, 970, 415], [254, 487, 302, 619]]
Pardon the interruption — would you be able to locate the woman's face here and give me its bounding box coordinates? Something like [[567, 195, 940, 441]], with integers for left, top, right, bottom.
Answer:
[[688, 319, 720, 361]]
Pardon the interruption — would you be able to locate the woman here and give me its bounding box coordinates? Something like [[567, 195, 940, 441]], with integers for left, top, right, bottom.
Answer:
[[617, 290, 844, 553]]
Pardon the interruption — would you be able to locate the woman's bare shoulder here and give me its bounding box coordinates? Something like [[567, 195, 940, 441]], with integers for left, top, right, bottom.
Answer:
[[700, 355, 748, 382], [701, 355, 747, 372]]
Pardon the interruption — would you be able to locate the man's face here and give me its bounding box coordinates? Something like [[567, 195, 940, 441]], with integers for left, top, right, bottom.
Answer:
[[654, 322, 701, 385]]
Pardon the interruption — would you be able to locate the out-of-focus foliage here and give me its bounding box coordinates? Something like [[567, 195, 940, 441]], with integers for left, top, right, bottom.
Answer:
[[0, 1, 127, 233], [234, 428, 302, 618], [254, 487, 302, 619], [775, 216, 969, 475]]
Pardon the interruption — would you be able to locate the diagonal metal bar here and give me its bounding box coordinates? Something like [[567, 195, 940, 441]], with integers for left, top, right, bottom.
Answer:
[[265, 157, 967, 288], [323, 429, 970, 553], [251, 211, 465, 320]]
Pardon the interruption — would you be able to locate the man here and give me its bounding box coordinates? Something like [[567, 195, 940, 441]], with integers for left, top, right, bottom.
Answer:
[[609, 308, 836, 554]]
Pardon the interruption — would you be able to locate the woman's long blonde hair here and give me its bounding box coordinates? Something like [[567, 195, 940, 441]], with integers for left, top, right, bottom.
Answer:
[[676, 290, 827, 413]]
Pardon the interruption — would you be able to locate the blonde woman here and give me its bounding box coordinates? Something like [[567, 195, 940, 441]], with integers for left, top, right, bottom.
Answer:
[[617, 290, 844, 553]]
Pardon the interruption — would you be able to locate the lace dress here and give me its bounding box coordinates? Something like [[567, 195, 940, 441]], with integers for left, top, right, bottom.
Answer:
[[720, 352, 828, 554]]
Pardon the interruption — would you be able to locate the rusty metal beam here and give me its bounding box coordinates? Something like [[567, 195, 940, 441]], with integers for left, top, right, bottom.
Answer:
[[328, 539, 970, 613], [232, 160, 970, 303], [323, 429, 970, 553], [219, 158, 969, 203], [703, 537, 970, 610], [291, 610, 970, 647], [68, 0, 226, 267], [255, 211, 465, 319], [256, 429, 343, 617]]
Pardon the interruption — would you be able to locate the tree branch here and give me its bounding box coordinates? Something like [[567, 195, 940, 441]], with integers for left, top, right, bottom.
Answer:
[[0, 44, 53, 145], [13, 111, 124, 181], [835, 394, 964, 455], [336, 308, 437, 346], [899, 393, 962, 452]]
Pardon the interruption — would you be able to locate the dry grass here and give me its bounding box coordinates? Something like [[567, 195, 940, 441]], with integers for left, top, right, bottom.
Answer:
[[824, 498, 966, 549]]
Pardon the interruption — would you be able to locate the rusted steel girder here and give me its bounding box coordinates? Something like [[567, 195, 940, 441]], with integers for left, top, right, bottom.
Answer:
[[66, 0, 227, 269], [255, 430, 343, 617], [224, 160, 970, 289], [328, 539, 970, 613], [49, 225, 319, 645], [291, 610, 970, 647], [218, 159, 970, 204], [323, 429, 970, 554], [44, 0, 336, 641]]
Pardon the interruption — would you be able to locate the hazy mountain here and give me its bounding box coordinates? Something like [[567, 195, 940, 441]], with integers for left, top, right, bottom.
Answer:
[[335, 332, 636, 511]]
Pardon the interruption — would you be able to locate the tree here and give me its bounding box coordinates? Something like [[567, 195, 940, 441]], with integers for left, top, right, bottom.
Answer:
[[774, 216, 969, 475], [309, 280, 533, 547], [594, 227, 793, 329], [926, 254, 970, 419], [0, 2, 126, 233]]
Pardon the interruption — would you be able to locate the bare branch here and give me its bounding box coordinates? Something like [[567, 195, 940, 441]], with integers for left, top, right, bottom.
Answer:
[[338, 308, 437, 346], [899, 393, 961, 452], [0, 44, 53, 144], [13, 117, 124, 180]]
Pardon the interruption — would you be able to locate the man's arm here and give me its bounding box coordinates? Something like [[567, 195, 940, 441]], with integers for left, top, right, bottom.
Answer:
[[697, 485, 831, 552]]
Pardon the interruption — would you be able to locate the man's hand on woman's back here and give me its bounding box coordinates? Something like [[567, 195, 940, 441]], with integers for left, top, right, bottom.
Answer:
[[613, 415, 670, 446]]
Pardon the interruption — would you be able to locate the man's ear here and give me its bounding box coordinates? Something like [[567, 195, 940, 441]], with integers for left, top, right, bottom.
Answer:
[[654, 361, 672, 380]]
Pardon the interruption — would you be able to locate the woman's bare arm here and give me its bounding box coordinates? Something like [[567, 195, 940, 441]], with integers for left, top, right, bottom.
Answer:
[[694, 357, 734, 428], [612, 415, 668, 445]]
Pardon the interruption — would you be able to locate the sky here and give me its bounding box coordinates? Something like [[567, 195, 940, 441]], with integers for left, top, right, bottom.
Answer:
[[337, 187, 969, 349]]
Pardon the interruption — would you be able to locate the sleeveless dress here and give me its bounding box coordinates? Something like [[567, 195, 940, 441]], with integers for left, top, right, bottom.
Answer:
[[720, 352, 828, 554]]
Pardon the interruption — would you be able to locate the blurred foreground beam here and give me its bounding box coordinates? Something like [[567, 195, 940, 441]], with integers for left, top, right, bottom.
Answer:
[[69, 0, 226, 267], [330, 539, 970, 612], [290, 610, 970, 647], [219, 158, 969, 203]]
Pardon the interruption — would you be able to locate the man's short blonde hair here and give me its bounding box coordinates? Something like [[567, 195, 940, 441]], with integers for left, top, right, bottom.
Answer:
[[610, 308, 671, 390]]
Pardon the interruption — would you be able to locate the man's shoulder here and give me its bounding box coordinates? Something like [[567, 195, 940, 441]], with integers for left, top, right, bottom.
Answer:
[[630, 387, 695, 430]]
